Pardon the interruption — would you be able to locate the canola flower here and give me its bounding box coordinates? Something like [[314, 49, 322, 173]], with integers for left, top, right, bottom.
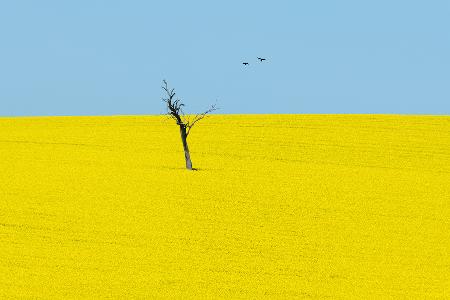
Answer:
[[0, 114, 449, 298]]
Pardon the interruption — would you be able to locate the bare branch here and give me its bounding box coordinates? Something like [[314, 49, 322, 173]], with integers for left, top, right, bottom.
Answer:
[[161, 80, 185, 124], [186, 104, 218, 136], [161, 80, 219, 136]]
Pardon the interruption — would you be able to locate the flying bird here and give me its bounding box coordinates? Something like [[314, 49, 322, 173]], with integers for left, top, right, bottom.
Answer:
[[242, 62, 249, 65], [257, 57, 266, 62]]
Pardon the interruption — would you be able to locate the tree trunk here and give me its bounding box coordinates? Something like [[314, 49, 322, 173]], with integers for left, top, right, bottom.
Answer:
[[179, 124, 193, 170]]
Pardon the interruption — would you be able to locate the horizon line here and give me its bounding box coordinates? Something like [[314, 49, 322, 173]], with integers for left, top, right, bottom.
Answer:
[[1, 113, 449, 119]]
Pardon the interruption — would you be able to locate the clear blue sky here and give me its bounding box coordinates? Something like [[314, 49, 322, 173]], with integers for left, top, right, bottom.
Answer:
[[1, 0, 449, 116]]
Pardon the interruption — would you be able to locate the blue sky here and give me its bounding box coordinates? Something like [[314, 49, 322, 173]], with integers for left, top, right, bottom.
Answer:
[[1, 0, 449, 116]]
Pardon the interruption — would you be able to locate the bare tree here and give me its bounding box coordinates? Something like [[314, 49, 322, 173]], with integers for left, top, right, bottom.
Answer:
[[162, 80, 218, 170]]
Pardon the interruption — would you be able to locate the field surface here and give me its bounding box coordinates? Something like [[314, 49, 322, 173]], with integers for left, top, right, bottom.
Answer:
[[1, 114, 449, 299]]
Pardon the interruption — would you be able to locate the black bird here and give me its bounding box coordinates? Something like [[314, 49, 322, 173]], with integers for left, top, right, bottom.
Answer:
[[242, 62, 249, 65], [257, 57, 266, 62]]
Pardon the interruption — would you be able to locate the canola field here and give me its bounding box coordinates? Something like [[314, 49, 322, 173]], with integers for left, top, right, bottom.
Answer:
[[0, 114, 449, 299]]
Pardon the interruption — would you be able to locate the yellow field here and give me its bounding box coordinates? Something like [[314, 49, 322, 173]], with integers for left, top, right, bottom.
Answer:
[[0, 114, 449, 299]]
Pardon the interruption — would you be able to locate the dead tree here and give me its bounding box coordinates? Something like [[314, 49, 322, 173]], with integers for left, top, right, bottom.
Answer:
[[162, 80, 217, 170]]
